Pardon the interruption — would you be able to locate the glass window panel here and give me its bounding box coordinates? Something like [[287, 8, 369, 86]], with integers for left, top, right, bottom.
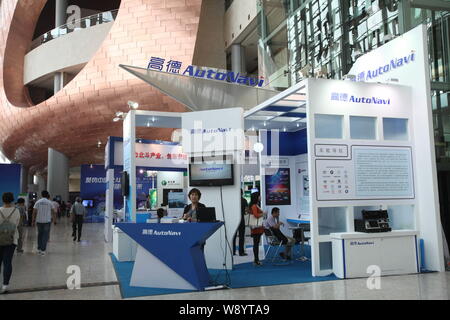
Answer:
[[318, 207, 347, 235], [383, 118, 409, 141], [350, 116, 377, 140], [387, 205, 415, 230], [315, 114, 343, 139], [319, 241, 333, 270]]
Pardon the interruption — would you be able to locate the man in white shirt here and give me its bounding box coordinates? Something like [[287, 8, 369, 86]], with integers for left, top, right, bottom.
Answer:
[[264, 207, 295, 260], [32, 190, 56, 255]]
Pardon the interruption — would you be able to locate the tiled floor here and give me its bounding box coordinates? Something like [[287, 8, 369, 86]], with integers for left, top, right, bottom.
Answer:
[[1, 217, 449, 300]]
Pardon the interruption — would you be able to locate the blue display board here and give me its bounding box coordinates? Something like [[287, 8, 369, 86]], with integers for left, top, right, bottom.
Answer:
[[80, 165, 156, 222], [0, 164, 21, 206]]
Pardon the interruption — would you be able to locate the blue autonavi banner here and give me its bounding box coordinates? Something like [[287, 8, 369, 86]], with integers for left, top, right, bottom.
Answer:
[[0, 164, 21, 206]]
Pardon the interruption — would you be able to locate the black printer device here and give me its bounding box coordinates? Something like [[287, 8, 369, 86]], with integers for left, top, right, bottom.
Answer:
[[354, 209, 391, 233]]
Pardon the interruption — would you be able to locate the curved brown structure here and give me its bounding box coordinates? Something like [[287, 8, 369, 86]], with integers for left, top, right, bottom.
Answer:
[[0, 0, 202, 173]]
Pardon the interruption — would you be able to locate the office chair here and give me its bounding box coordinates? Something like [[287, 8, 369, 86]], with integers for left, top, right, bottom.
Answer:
[[263, 228, 288, 264], [293, 223, 311, 262]]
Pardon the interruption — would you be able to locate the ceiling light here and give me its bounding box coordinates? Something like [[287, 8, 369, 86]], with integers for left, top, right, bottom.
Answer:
[[253, 142, 264, 153], [128, 101, 139, 109]]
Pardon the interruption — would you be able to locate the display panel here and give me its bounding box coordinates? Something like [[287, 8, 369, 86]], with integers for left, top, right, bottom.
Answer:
[[265, 168, 291, 205], [82, 199, 94, 208], [189, 155, 234, 186], [168, 192, 185, 208]]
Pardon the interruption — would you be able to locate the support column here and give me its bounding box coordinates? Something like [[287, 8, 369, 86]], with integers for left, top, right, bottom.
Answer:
[[231, 44, 246, 75], [47, 148, 69, 202], [54, 0, 69, 94], [54, 72, 67, 94], [55, 0, 69, 27], [35, 175, 47, 195], [20, 166, 29, 194]]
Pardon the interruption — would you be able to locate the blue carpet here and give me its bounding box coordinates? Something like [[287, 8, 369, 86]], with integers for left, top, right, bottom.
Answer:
[[109, 245, 339, 299]]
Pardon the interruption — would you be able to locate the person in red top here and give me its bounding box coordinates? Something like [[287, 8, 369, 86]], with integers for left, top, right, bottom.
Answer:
[[249, 192, 265, 266]]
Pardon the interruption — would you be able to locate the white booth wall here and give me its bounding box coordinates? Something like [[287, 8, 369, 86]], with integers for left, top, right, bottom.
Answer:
[[348, 24, 445, 272]]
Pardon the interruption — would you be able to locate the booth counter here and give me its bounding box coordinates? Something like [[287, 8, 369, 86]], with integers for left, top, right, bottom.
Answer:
[[113, 227, 137, 262], [115, 221, 223, 290], [331, 230, 419, 279]]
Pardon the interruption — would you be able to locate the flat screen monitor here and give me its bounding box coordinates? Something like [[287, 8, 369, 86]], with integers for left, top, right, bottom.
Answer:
[[189, 155, 234, 186], [168, 191, 185, 209], [197, 207, 217, 222], [82, 200, 94, 208], [162, 189, 183, 206]]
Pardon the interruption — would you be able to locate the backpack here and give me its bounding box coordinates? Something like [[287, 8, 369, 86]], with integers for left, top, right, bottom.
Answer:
[[0, 208, 17, 246]]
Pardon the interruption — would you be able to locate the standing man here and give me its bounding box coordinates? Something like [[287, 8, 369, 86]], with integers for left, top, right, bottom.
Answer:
[[15, 198, 27, 254], [233, 189, 248, 256], [32, 191, 56, 256], [71, 197, 86, 242]]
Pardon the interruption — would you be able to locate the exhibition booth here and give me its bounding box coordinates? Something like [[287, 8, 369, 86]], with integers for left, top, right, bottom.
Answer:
[[109, 24, 445, 297]]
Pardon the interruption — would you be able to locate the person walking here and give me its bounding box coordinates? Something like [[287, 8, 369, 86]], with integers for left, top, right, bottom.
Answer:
[[32, 191, 56, 255], [0, 192, 21, 293], [233, 189, 248, 256], [15, 198, 27, 254], [71, 197, 86, 242]]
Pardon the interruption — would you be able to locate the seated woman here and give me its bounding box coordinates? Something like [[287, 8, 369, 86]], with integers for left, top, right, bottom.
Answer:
[[182, 188, 205, 222]]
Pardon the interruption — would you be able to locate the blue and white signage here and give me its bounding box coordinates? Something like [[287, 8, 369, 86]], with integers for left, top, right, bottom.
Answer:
[[331, 92, 391, 105], [116, 222, 223, 290], [147, 56, 265, 87], [353, 52, 415, 82]]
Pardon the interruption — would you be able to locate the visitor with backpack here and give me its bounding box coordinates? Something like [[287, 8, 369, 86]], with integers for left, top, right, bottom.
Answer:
[[0, 192, 20, 293]]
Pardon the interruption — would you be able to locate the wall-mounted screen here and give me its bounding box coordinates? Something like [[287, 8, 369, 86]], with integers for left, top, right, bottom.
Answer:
[[189, 155, 234, 186], [82, 199, 94, 208], [168, 192, 186, 208]]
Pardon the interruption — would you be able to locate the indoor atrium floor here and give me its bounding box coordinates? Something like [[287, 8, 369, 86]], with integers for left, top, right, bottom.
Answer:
[[0, 217, 448, 300]]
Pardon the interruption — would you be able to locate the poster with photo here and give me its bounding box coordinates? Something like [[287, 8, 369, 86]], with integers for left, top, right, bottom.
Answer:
[[265, 168, 291, 205]]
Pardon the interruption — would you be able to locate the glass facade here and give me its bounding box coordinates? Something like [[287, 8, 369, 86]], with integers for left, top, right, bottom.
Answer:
[[256, 0, 450, 252]]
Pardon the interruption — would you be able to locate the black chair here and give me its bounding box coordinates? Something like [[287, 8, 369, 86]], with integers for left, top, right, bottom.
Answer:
[[263, 228, 284, 264], [292, 223, 311, 261]]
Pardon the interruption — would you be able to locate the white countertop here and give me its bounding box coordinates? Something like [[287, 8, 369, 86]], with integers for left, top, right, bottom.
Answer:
[[330, 230, 419, 239]]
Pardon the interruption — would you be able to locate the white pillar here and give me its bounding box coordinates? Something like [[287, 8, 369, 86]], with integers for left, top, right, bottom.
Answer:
[[105, 168, 114, 242], [231, 44, 246, 75], [55, 0, 69, 27], [47, 148, 69, 202]]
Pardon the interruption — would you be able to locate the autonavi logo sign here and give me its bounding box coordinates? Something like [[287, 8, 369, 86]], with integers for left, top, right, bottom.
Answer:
[[148, 56, 264, 87], [331, 92, 390, 105], [354, 52, 415, 82]]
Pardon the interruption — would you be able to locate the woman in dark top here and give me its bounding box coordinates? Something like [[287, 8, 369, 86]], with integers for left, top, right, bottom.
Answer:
[[182, 188, 206, 222]]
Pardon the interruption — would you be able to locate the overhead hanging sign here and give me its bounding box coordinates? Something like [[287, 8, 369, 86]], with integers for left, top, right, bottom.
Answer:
[[147, 56, 265, 87]]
